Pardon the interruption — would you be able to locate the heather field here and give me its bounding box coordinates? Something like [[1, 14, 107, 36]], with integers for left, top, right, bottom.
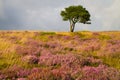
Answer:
[[0, 31, 120, 80]]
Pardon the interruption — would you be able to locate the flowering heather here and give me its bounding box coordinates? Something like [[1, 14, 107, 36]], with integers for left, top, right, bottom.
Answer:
[[98, 40, 120, 57], [1, 65, 30, 79], [0, 31, 120, 80], [81, 65, 120, 80], [15, 39, 42, 56], [39, 53, 83, 67], [28, 68, 54, 80]]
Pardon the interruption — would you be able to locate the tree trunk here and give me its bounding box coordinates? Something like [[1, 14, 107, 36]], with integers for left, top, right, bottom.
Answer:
[[70, 25, 73, 32], [70, 23, 75, 32]]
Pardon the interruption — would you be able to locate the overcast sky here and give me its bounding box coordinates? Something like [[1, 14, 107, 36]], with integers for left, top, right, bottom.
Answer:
[[0, 0, 120, 31]]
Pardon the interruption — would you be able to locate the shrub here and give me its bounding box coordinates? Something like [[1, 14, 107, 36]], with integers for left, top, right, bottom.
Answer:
[[98, 40, 120, 58], [52, 68, 74, 80], [39, 52, 100, 67], [28, 68, 54, 80], [1, 65, 30, 79], [81, 65, 120, 80]]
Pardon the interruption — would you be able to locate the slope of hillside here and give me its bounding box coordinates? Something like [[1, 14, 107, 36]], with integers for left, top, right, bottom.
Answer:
[[0, 31, 120, 80]]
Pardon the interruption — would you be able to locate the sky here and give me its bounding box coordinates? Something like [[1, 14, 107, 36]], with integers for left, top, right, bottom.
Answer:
[[0, 0, 120, 31]]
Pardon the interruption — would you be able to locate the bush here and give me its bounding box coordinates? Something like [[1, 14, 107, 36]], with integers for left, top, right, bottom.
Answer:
[[28, 68, 54, 80], [1, 65, 30, 79], [81, 65, 120, 80]]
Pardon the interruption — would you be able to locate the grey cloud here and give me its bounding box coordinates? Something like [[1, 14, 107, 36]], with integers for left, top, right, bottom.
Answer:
[[0, 0, 120, 31], [0, 0, 75, 30], [0, 0, 4, 18], [75, 0, 120, 31]]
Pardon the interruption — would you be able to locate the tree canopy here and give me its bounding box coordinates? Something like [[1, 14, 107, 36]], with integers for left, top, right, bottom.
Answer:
[[61, 5, 91, 32]]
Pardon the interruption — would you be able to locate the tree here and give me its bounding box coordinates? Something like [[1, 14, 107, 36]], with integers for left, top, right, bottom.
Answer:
[[60, 5, 91, 32]]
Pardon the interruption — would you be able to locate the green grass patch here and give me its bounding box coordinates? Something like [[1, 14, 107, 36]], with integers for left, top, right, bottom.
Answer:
[[40, 32, 56, 35], [102, 57, 120, 70], [71, 32, 93, 40], [98, 34, 111, 40], [33, 32, 56, 41]]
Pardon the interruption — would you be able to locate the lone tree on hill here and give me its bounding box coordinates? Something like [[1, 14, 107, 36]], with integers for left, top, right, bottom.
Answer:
[[60, 5, 91, 32]]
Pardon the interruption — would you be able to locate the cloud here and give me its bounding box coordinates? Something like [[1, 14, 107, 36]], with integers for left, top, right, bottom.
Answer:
[[0, 0, 5, 19], [0, 0, 75, 30], [75, 0, 120, 31], [102, 0, 120, 29], [0, 0, 120, 31]]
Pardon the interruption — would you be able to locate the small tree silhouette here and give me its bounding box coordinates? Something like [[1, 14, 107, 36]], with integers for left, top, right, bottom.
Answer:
[[61, 5, 91, 32]]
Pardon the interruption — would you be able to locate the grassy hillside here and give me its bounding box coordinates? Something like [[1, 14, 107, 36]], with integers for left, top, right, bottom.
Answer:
[[0, 31, 120, 80]]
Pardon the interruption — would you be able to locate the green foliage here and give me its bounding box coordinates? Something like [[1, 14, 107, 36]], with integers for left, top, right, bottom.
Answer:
[[60, 5, 91, 32], [61, 5, 90, 23]]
